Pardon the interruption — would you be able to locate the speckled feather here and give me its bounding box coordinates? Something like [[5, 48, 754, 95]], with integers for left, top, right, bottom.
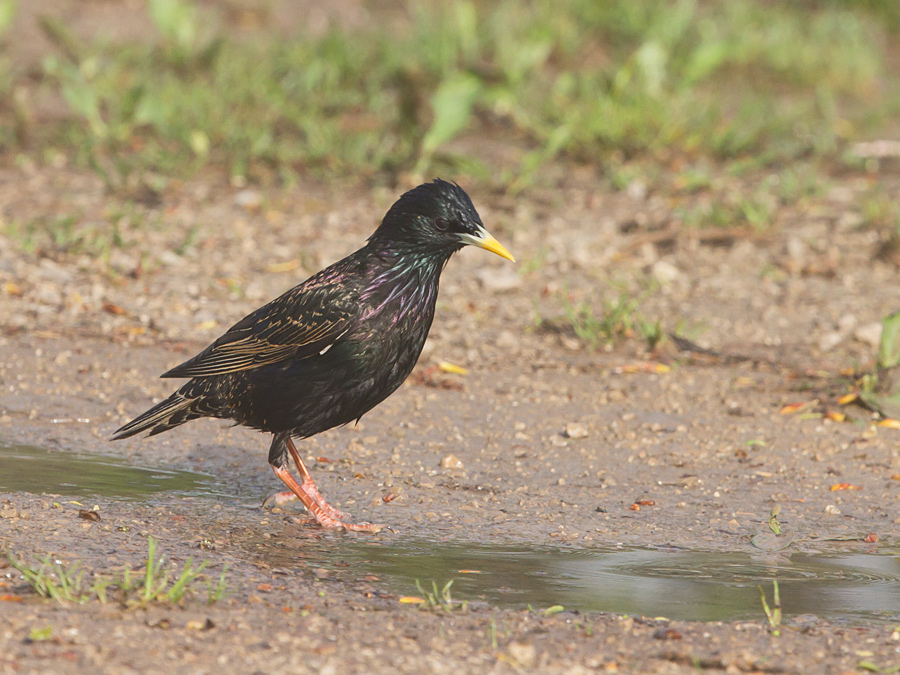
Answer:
[[112, 180, 485, 469]]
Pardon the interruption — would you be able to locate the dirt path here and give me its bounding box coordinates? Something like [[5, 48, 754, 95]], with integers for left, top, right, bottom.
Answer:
[[1, 161, 900, 672]]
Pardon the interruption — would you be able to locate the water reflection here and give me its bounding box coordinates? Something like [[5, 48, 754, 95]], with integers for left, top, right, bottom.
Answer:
[[0, 443, 226, 500], [270, 540, 900, 624]]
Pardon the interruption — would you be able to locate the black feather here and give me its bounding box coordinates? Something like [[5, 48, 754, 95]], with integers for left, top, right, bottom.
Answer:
[[113, 180, 505, 476]]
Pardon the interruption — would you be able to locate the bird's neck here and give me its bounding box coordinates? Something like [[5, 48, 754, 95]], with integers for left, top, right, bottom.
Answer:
[[361, 247, 449, 321]]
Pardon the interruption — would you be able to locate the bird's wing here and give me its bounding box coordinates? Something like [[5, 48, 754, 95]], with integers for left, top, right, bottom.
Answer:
[[161, 283, 358, 378]]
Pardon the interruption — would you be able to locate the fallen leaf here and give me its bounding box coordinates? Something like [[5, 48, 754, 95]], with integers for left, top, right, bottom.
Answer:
[[780, 400, 819, 415], [315, 456, 331, 464], [437, 361, 468, 375], [629, 503, 641, 511], [102, 302, 127, 316], [635, 500, 656, 506], [458, 570, 482, 574], [830, 483, 862, 491], [399, 596, 426, 604], [0, 594, 24, 602], [382, 493, 396, 503], [878, 418, 900, 429], [616, 362, 670, 374], [838, 392, 859, 405], [257, 584, 273, 592], [78, 509, 100, 521], [864, 533, 878, 543], [825, 411, 846, 423], [2, 282, 22, 296]]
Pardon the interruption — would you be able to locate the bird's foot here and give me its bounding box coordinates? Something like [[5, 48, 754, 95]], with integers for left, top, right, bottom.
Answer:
[[263, 492, 370, 532], [298, 480, 352, 521], [271, 464, 382, 533], [315, 514, 385, 533], [262, 489, 349, 519], [286, 514, 384, 533], [263, 487, 351, 521]]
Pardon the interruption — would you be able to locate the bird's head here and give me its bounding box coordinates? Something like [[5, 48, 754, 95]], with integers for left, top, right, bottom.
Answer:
[[368, 179, 514, 263]]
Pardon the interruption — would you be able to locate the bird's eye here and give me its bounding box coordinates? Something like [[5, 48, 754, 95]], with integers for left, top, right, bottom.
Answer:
[[434, 217, 452, 232]]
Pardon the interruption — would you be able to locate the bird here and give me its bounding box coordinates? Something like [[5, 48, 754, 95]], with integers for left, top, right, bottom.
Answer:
[[112, 179, 514, 532]]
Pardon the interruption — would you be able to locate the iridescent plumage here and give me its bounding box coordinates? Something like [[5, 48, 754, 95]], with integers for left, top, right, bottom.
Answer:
[[113, 180, 514, 531]]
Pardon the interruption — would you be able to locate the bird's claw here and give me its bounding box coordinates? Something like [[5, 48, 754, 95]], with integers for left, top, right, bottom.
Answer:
[[263, 489, 351, 520], [287, 514, 384, 533]]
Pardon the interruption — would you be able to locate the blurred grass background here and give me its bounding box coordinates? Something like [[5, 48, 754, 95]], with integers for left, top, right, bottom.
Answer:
[[0, 0, 898, 191]]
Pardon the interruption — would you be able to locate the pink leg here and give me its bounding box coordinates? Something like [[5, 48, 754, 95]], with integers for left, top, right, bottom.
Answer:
[[283, 438, 352, 521], [271, 465, 382, 533], [268, 437, 382, 533], [263, 489, 350, 520]]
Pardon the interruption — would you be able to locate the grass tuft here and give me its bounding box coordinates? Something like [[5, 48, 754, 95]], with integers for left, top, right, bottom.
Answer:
[[6, 535, 226, 607]]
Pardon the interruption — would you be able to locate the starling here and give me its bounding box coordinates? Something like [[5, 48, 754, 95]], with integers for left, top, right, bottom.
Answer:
[[113, 179, 514, 532]]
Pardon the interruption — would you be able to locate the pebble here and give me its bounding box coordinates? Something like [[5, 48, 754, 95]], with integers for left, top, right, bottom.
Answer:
[[235, 189, 262, 211], [652, 259, 681, 284], [507, 641, 536, 668], [475, 267, 522, 292], [854, 322, 883, 348], [824, 504, 841, 515], [495, 330, 519, 351], [626, 180, 647, 201], [564, 422, 589, 439], [818, 331, 844, 352], [440, 454, 464, 470]]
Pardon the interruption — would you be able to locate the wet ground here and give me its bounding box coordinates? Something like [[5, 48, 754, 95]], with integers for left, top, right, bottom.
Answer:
[[2, 159, 900, 672]]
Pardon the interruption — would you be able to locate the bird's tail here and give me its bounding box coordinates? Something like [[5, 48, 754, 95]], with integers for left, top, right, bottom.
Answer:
[[112, 386, 208, 440]]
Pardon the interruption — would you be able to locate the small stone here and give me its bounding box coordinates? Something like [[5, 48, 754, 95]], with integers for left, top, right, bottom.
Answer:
[[476, 267, 522, 293], [495, 330, 519, 351], [235, 189, 262, 211], [0, 508, 17, 519], [626, 180, 647, 201], [824, 504, 841, 515], [651, 259, 681, 284], [565, 422, 589, 439], [440, 454, 464, 470], [818, 331, 844, 352], [507, 641, 536, 668], [561, 336, 581, 351], [157, 250, 185, 267], [854, 322, 883, 349]]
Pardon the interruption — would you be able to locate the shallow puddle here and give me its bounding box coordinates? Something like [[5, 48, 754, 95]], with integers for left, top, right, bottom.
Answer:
[[304, 540, 900, 624], [0, 443, 225, 500]]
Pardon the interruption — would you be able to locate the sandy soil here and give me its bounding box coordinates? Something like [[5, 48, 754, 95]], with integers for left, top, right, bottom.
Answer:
[[1, 160, 899, 674], [2, 2, 900, 672]]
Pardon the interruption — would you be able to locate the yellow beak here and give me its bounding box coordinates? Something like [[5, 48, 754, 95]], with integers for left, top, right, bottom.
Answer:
[[461, 227, 515, 262]]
